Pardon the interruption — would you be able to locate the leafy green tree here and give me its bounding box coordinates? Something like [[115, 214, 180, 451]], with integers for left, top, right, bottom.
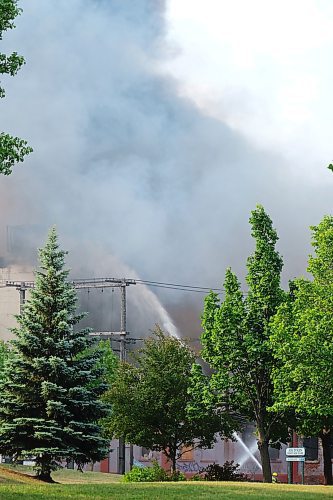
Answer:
[[0, 228, 109, 481], [271, 216, 333, 485], [103, 327, 234, 472], [97, 340, 119, 387], [201, 205, 288, 482], [0, 0, 32, 174]]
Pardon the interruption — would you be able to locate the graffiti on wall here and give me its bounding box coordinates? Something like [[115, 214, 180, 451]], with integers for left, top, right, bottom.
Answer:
[[177, 462, 201, 473]]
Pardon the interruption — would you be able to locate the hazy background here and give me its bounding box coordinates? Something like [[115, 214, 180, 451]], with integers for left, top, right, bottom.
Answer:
[[0, 0, 332, 338]]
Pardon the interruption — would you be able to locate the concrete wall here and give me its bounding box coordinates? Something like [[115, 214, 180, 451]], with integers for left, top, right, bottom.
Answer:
[[0, 265, 33, 340]]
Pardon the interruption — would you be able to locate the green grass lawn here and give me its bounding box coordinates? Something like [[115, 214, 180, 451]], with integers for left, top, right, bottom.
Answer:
[[0, 465, 121, 484], [0, 467, 332, 499], [0, 480, 333, 499]]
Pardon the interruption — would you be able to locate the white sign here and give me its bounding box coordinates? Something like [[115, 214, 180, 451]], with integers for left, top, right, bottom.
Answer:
[[286, 447, 305, 456], [286, 456, 305, 462]]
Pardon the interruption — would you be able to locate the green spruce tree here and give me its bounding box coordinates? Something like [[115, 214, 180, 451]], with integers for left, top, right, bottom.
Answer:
[[0, 228, 109, 481]]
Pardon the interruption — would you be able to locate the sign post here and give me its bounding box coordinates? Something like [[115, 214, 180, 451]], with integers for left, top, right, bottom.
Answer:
[[286, 448, 305, 485], [287, 459, 292, 485]]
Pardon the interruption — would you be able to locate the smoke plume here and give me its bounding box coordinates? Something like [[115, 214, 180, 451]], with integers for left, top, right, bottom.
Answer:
[[0, 0, 332, 338]]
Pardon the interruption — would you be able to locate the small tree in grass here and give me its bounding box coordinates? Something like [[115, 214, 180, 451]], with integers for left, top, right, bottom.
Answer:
[[103, 327, 235, 473], [0, 228, 109, 481]]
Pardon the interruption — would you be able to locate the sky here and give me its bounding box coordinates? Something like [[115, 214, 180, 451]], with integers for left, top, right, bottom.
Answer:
[[166, 0, 333, 177], [0, 0, 332, 337]]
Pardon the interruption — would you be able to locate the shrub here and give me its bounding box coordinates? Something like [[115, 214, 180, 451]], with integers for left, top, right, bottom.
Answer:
[[201, 461, 248, 481], [123, 466, 152, 482], [169, 470, 186, 481], [190, 472, 205, 481], [123, 460, 169, 482]]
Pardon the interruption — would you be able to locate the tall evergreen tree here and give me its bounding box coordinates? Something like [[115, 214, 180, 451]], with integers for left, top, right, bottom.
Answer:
[[0, 228, 109, 481], [201, 205, 288, 482]]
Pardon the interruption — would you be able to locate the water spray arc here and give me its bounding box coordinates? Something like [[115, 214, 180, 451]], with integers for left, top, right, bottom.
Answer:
[[232, 431, 262, 470]]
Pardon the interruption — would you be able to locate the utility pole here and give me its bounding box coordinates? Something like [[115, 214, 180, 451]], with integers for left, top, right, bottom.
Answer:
[[73, 278, 136, 474], [5, 281, 34, 314], [120, 279, 127, 363], [76, 277, 136, 474], [118, 279, 127, 475]]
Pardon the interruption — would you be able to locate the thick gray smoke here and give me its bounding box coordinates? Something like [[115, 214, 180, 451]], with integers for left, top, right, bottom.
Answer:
[[0, 0, 332, 337]]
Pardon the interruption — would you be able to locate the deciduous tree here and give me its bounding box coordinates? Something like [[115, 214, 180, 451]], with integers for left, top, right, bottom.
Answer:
[[103, 327, 234, 472], [0, 0, 32, 174], [271, 216, 333, 485], [201, 205, 288, 482]]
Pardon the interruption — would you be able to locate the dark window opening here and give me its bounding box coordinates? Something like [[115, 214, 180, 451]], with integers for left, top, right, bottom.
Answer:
[[303, 437, 318, 461]]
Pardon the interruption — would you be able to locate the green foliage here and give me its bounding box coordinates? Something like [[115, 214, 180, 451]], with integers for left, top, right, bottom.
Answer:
[[123, 466, 154, 483], [0, 228, 109, 480], [97, 340, 119, 386], [270, 216, 333, 484], [0, 133, 33, 175], [169, 470, 186, 481], [199, 461, 248, 481], [271, 216, 333, 416], [97, 340, 119, 438], [0, 340, 11, 383], [0, 0, 32, 174], [123, 461, 170, 483], [103, 327, 232, 471], [0, 0, 21, 35], [201, 205, 289, 482], [0, 0, 24, 98], [123, 461, 186, 483]]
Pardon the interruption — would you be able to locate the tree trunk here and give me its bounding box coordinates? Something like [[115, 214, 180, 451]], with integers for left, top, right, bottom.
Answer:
[[320, 431, 333, 485], [257, 436, 272, 483], [38, 468, 54, 482], [37, 455, 54, 483], [170, 452, 177, 474]]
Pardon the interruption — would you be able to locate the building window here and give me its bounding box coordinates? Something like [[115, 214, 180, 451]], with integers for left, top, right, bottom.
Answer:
[[303, 437, 318, 461], [179, 446, 194, 461]]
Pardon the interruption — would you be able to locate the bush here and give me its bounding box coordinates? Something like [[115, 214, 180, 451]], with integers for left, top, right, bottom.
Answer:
[[123, 466, 152, 482], [200, 461, 248, 481], [169, 470, 186, 481], [190, 472, 205, 481], [123, 460, 169, 482]]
